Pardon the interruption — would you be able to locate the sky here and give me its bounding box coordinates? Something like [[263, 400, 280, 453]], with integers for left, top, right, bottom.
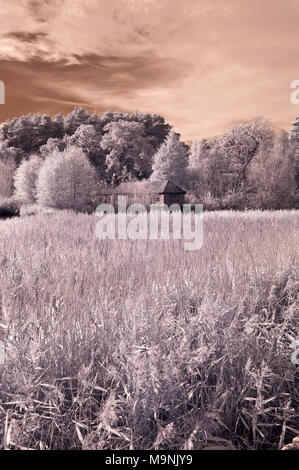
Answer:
[[0, 0, 298, 141]]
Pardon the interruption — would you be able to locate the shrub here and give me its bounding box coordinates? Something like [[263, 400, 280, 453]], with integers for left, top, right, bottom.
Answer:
[[221, 191, 245, 210], [200, 191, 221, 211], [14, 155, 43, 203], [37, 147, 97, 211]]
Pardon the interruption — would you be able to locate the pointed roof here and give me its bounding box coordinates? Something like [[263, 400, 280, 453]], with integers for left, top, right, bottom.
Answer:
[[110, 180, 186, 195]]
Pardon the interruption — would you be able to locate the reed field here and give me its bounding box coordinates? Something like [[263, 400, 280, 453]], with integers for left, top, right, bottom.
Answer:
[[0, 209, 298, 450]]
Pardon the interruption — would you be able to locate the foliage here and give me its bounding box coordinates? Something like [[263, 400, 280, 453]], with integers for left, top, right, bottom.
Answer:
[[0, 109, 298, 209], [150, 129, 189, 187], [248, 132, 297, 209], [39, 137, 68, 160], [101, 120, 156, 183], [0, 113, 64, 154], [67, 124, 105, 180], [0, 141, 24, 165], [36, 147, 97, 211], [188, 118, 298, 209], [14, 156, 43, 203]]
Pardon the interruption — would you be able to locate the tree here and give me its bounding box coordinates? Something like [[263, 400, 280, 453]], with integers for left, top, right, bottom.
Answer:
[[150, 129, 189, 187], [0, 113, 65, 154], [289, 116, 299, 189], [64, 107, 98, 136], [188, 138, 210, 169], [39, 137, 68, 160], [14, 156, 43, 203], [0, 108, 171, 178], [248, 133, 296, 209], [289, 116, 299, 143], [187, 137, 220, 196], [0, 159, 16, 198], [100, 110, 170, 151], [219, 117, 274, 206], [0, 141, 24, 165], [100, 120, 155, 183], [37, 147, 97, 211], [66, 124, 105, 180]]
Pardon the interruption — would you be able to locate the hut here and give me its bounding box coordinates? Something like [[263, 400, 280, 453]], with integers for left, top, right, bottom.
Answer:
[[99, 180, 186, 208]]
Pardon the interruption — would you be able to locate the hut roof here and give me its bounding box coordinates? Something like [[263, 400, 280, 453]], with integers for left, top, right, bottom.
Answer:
[[100, 180, 186, 195]]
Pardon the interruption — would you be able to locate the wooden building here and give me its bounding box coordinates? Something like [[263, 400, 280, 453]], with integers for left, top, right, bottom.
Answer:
[[99, 180, 186, 208]]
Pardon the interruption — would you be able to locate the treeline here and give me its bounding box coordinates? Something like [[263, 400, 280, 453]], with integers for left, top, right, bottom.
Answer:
[[0, 108, 170, 184], [0, 107, 298, 210]]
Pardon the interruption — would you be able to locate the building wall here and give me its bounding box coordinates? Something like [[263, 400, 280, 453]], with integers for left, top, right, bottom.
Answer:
[[99, 192, 185, 209], [162, 193, 185, 206]]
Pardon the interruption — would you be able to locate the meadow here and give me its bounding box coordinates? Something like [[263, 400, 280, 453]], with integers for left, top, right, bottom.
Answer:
[[0, 209, 298, 450]]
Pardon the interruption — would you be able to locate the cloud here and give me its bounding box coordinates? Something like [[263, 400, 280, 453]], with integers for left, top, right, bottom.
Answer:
[[0, 50, 188, 119], [0, 0, 228, 63], [0, 0, 298, 140]]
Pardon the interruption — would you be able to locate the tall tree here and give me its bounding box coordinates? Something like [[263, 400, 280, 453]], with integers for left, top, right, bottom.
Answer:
[[219, 117, 274, 206], [100, 120, 155, 183], [150, 129, 189, 187], [66, 124, 105, 180], [188, 137, 221, 196]]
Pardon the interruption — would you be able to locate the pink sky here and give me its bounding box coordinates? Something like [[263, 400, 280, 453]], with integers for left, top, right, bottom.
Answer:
[[0, 0, 298, 141]]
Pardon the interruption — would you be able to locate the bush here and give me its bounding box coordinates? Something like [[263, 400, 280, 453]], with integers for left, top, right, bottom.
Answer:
[[37, 147, 97, 211], [14, 155, 43, 203], [221, 191, 245, 210], [200, 192, 221, 211], [0, 197, 21, 218]]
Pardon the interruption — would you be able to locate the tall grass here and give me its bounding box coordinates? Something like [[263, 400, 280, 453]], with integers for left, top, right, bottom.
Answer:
[[0, 210, 298, 450]]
